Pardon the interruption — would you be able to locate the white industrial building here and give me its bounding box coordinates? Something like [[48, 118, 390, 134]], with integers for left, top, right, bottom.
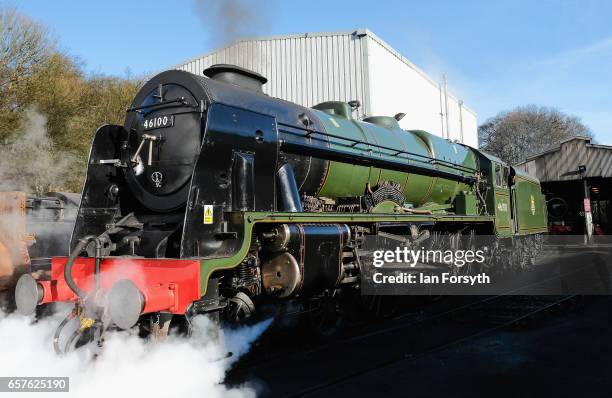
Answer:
[[176, 29, 478, 147]]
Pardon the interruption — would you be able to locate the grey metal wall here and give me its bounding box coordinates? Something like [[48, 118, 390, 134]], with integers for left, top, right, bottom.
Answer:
[[517, 137, 612, 181], [177, 31, 370, 119]]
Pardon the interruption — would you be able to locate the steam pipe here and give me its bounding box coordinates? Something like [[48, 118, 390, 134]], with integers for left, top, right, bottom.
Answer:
[[281, 140, 476, 184], [64, 235, 102, 299], [276, 163, 302, 212], [94, 249, 101, 293]]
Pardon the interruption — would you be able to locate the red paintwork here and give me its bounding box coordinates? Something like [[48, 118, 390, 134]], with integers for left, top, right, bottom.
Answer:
[[38, 257, 200, 315]]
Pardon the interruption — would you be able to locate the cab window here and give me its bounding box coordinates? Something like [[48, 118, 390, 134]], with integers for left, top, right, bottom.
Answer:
[[494, 163, 509, 188], [495, 164, 502, 187]]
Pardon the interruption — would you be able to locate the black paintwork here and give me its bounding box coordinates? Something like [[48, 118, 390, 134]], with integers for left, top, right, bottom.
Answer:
[[276, 163, 302, 212], [70, 69, 343, 261], [123, 77, 206, 212], [262, 224, 350, 295], [71, 125, 123, 250], [203, 64, 267, 93], [180, 103, 278, 259]]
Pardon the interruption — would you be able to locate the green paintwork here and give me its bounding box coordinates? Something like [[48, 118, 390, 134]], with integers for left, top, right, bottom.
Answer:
[[493, 188, 513, 237], [512, 176, 548, 234], [371, 200, 398, 213], [416, 202, 453, 213], [455, 191, 477, 215], [311, 109, 477, 209], [314, 111, 379, 197], [480, 158, 548, 236], [410, 130, 475, 204], [360, 121, 411, 191], [198, 211, 496, 295], [512, 168, 541, 184], [478, 156, 515, 237]]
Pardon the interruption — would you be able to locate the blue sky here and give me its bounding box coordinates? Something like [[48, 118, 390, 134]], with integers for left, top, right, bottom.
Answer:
[[3, 0, 612, 144]]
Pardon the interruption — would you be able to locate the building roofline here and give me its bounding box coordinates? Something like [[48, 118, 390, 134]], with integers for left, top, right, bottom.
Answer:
[[175, 29, 369, 67], [517, 135, 612, 164], [175, 28, 476, 117], [588, 142, 612, 150], [561, 135, 592, 144]]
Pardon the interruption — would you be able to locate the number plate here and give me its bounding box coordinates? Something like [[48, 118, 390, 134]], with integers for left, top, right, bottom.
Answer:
[[143, 115, 174, 131]]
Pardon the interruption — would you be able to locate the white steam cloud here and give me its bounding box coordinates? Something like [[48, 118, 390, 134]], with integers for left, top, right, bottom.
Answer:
[[0, 108, 76, 195], [0, 307, 271, 397]]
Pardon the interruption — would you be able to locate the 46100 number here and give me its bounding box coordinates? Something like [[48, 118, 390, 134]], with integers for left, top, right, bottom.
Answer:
[[143, 115, 174, 131]]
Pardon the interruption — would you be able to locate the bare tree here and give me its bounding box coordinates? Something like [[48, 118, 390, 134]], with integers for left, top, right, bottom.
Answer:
[[0, 9, 48, 87], [0, 9, 50, 138], [478, 105, 593, 165], [0, 8, 142, 193]]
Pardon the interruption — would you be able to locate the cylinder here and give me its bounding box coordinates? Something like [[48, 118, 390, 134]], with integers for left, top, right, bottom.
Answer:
[[261, 223, 350, 296], [261, 252, 300, 298]]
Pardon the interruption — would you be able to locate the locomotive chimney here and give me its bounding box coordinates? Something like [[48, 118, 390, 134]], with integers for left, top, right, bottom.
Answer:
[[203, 64, 267, 92]]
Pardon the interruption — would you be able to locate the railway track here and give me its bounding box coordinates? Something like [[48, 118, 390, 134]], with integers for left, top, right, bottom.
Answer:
[[227, 253, 606, 397], [232, 293, 577, 398], [232, 257, 596, 373], [231, 294, 578, 374]]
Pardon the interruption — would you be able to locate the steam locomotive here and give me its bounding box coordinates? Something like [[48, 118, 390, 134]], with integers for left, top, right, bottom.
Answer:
[[15, 64, 547, 350], [0, 191, 78, 309]]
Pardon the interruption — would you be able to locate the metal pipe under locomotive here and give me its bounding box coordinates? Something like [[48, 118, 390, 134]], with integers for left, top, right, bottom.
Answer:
[[15, 64, 548, 339]]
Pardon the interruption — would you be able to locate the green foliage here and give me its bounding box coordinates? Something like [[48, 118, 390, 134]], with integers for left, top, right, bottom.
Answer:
[[0, 8, 142, 193]]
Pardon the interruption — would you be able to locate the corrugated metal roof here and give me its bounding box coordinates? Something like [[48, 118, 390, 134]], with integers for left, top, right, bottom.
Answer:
[[178, 29, 367, 66], [176, 28, 476, 116], [521, 135, 600, 162], [517, 137, 612, 181], [177, 29, 371, 119]]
